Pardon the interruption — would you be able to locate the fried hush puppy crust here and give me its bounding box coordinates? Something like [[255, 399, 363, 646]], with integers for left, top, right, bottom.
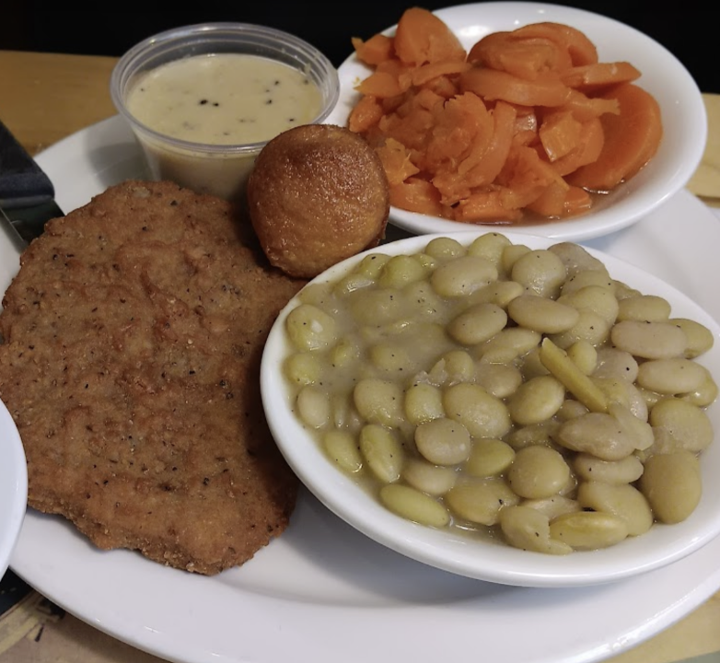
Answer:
[[0, 180, 305, 575], [247, 124, 390, 278]]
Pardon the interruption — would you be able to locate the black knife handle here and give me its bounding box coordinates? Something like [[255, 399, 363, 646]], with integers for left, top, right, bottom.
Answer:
[[0, 119, 56, 208], [0, 119, 64, 244], [3, 199, 64, 244]]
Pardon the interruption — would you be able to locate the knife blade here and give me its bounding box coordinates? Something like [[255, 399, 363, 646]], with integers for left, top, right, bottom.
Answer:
[[0, 119, 64, 245]]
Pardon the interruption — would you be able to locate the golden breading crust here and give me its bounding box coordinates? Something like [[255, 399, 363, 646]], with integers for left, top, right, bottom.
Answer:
[[0, 180, 305, 575]]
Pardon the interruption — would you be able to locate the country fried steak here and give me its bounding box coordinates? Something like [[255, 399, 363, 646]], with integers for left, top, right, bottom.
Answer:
[[0, 180, 304, 575]]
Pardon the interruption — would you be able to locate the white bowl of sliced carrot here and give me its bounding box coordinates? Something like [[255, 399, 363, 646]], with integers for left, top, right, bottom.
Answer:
[[326, 2, 707, 241]]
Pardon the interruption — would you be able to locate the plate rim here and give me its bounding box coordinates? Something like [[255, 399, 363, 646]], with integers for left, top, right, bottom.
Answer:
[[0, 399, 28, 579]]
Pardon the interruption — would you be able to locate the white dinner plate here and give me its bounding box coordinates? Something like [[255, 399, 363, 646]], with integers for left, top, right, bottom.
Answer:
[[5, 114, 720, 663], [0, 399, 28, 580]]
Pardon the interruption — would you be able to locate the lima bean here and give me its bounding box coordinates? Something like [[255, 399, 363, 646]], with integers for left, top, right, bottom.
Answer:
[[499, 506, 572, 555], [508, 295, 580, 334], [507, 445, 571, 499], [549, 511, 629, 550], [380, 484, 451, 527], [639, 452, 701, 524], [359, 424, 404, 483], [577, 481, 653, 536], [415, 417, 472, 466], [446, 479, 519, 525], [443, 382, 511, 439]]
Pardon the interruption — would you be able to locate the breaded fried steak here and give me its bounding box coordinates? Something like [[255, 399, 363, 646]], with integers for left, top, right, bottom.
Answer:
[[0, 180, 304, 575]]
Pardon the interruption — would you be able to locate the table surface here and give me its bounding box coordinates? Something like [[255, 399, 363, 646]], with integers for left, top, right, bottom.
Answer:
[[0, 48, 719, 663]]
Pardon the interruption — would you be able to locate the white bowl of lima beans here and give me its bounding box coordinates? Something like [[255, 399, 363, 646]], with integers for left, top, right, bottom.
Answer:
[[261, 231, 720, 587]]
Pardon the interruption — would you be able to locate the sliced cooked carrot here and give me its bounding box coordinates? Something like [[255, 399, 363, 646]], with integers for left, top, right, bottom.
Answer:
[[357, 70, 407, 98], [421, 72, 459, 98], [454, 189, 523, 223], [453, 97, 500, 172], [561, 62, 641, 93], [393, 89, 421, 118], [511, 22, 598, 66], [411, 60, 472, 86], [467, 32, 511, 65], [423, 92, 491, 175], [512, 128, 538, 149], [430, 171, 472, 206], [550, 116, 605, 176], [348, 94, 385, 133], [527, 182, 592, 217], [557, 89, 619, 122], [394, 7, 466, 65], [469, 32, 572, 79], [499, 145, 564, 210], [381, 90, 411, 115], [376, 57, 412, 76], [567, 83, 662, 191], [376, 138, 420, 186], [375, 58, 414, 90], [509, 36, 574, 76], [378, 105, 433, 151], [460, 100, 516, 184], [390, 177, 447, 217], [412, 86, 446, 111], [352, 34, 395, 66], [562, 185, 593, 216], [526, 180, 567, 217], [426, 94, 496, 204], [512, 105, 539, 133], [539, 110, 583, 161], [432, 100, 518, 206], [376, 88, 444, 152], [461, 67, 571, 107]]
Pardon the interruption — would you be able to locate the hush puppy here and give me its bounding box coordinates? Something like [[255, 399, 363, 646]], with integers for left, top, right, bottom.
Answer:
[[247, 124, 389, 278]]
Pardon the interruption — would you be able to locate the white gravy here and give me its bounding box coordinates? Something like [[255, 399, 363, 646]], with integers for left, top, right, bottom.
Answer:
[[127, 53, 323, 145]]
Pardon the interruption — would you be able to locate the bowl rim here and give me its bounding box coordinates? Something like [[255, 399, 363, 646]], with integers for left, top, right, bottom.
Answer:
[[261, 229, 720, 588], [326, 1, 708, 242], [110, 21, 340, 156]]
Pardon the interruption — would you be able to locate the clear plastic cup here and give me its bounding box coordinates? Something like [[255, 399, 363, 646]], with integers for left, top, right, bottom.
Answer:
[[111, 23, 339, 201]]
